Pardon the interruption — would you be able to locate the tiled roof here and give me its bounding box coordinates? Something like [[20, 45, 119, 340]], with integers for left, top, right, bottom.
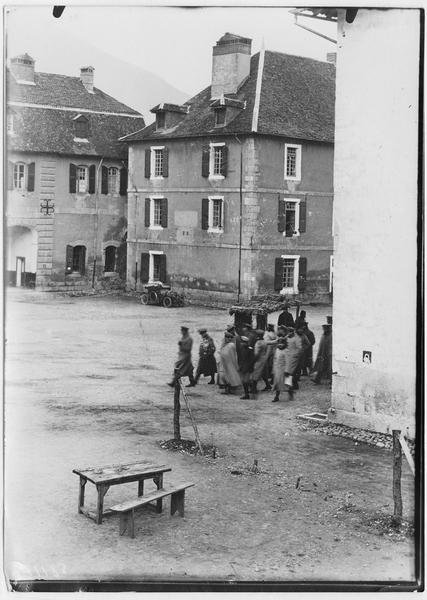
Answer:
[[6, 67, 144, 158], [7, 105, 145, 159], [122, 50, 335, 144], [7, 70, 141, 115]]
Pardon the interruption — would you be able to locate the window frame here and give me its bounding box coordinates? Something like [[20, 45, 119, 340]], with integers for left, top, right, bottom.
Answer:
[[284, 143, 302, 181], [76, 165, 89, 193], [208, 195, 224, 232], [209, 142, 225, 179], [280, 254, 300, 294], [107, 166, 119, 195], [148, 250, 164, 283], [283, 198, 301, 237], [73, 115, 90, 141], [215, 107, 226, 127], [13, 162, 26, 190], [150, 146, 165, 179], [149, 195, 165, 230], [156, 112, 166, 129]]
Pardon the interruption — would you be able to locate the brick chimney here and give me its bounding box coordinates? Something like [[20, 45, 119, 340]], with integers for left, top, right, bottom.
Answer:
[[10, 53, 35, 84], [211, 33, 252, 99], [326, 52, 337, 65], [80, 66, 94, 93]]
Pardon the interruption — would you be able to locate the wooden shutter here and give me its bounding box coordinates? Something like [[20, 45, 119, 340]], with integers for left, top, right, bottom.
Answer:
[[65, 245, 74, 272], [8, 161, 14, 190], [163, 147, 169, 177], [277, 195, 285, 233], [69, 163, 77, 193], [201, 147, 210, 178], [140, 253, 150, 283], [88, 164, 96, 194], [27, 162, 35, 192], [299, 199, 307, 233], [221, 199, 225, 232], [159, 254, 167, 283], [145, 148, 151, 178], [201, 198, 209, 230], [145, 198, 151, 227], [161, 198, 168, 228], [101, 166, 108, 194], [119, 167, 127, 196], [298, 257, 307, 292], [274, 258, 283, 291], [220, 145, 228, 177]]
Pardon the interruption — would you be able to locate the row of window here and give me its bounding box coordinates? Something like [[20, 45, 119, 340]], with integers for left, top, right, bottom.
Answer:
[[65, 244, 119, 275], [144, 143, 301, 181], [138, 252, 322, 296], [143, 196, 307, 236], [69, 164, 127, 195]]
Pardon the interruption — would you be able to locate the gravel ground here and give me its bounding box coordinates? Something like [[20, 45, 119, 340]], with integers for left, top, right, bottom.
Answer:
[[4, 288, 416, 584]]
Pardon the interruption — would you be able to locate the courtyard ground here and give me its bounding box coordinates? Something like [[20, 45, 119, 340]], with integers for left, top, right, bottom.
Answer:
[[4, 289, 416, 584]]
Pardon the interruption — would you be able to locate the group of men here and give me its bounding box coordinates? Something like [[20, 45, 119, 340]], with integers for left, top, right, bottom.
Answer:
[[168, 305, 333, 403]]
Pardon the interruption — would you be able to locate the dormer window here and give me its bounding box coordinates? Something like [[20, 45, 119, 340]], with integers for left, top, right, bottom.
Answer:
[[156, 111, 166, 129], [73, 115, 89, 140], [215, 107, 226, 127]]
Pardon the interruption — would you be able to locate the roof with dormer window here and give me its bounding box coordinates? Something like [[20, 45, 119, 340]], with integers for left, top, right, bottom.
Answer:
[[122, 50, 335, 144]]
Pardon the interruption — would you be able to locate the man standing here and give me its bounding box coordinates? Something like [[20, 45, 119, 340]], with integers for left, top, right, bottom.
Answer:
[[238, 336, 254, 399], [168, 326, 196, 388], [312, 324, 333, 384], [194, 328, 217, 385], [277, 305, 295, 329], [252, 329, 271, 394]]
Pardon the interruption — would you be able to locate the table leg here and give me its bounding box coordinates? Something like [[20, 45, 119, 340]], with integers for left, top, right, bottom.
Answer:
[[153, 474, 163, 513], [138, 480, 144, 497], [96, 484, 110, 524], [78, 477, 87, 514]]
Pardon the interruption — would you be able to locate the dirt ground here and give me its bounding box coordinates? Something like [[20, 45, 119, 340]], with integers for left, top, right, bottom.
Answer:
[[4, 289, 415, 584]]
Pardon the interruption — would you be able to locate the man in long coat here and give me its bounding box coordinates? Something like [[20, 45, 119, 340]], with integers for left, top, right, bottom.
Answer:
[[238, 336, 255, 399], [312, 324, 333, 384], [251, 329, 271, 394], [284, 326, 310, 394], [194, 328, 217, 385], [168, 326, 196, 387], [219, 332, 241, 394]]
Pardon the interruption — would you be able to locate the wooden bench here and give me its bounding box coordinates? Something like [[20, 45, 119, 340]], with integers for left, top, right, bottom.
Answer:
[[110, 482, 195, 538]]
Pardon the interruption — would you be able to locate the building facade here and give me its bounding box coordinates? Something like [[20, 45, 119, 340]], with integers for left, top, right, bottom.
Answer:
[[6, 54, 145, 289], [312, 9, 419, 436], [123, 34, 335, 303]]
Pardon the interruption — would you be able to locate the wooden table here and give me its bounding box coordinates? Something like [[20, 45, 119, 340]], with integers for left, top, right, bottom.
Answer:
[[73, 461, 172, 524]]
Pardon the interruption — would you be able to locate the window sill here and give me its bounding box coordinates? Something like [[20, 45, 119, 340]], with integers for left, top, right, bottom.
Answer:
[[207, 228, 223, 233], [73, 137, 89, 143], [209, 175, 225, 180], [149, 225, 164, 230], [280, 288, 297, 295], [284, 177, 301, 182], [283, 231, 300, 238], [150, 176, 165, 181]]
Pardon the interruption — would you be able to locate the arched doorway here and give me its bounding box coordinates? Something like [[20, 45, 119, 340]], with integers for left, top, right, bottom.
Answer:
[[7, 226, 37, 287], [104, 245, 117, 273]]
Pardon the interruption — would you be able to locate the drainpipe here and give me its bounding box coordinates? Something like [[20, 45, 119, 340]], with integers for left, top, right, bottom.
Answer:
[[92, 157, 104, 288], [235, 135, 243, 303]]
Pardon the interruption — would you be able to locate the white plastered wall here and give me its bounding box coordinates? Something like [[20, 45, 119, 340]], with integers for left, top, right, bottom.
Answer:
[[331, 9, 419, 437]]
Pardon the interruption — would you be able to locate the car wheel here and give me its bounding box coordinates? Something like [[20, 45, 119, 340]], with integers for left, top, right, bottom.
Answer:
[[141, 294, 149, 305], [163, 296, 173, 308]]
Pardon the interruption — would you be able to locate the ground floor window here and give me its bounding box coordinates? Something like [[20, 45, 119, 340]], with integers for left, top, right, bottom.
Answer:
[[140, 251, 167, 284], [274, 255, 306, 294], [104, 245, 117, 272], [282, 258, 296, 289]]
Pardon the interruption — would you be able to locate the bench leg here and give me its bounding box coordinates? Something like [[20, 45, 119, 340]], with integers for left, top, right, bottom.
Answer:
[[78, 477, 87, 514], [119, 510, 135, 538], [171, 490, 185, 517], [138, 480, 144, 497], [153, 474, 163, 513]]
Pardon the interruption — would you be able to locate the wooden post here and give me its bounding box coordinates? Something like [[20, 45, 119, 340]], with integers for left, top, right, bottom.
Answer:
[[392, 429, 403, 524], [173, 376, 181, 441]]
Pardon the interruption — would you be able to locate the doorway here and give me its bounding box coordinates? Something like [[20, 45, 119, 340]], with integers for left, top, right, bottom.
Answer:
[[15, 257, 25, 287]]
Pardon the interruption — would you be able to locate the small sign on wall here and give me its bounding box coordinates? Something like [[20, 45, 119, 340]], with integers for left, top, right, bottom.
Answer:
[[363, 351, 372, 364]]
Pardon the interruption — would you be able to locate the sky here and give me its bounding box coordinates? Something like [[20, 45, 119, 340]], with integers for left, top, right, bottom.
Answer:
[[5, 4, 337, 97]]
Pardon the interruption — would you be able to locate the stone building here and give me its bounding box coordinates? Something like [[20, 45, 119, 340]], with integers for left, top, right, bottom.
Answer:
[[6, 54, 145, 290], [122, 33, 335, 303]]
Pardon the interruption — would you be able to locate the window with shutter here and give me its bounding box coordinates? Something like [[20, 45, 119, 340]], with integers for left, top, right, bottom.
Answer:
[[279, 198, 301, 237], [299, 199, 307, 233], [163, 147, 169, 177], [160, 198, 168, 228], [13, 163, 26, 190], [279, 255, 300, 293], [207, 196, 224, 231], [76, 165, 88, 193]]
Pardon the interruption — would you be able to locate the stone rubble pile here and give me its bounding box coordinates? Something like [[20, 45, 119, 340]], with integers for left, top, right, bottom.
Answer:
[[299, 420, 415, 455]]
